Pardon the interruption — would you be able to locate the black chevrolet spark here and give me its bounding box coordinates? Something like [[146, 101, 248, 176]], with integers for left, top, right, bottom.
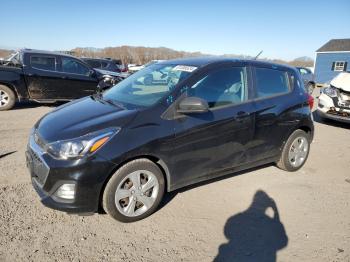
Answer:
[[26, 57, 314, 222]]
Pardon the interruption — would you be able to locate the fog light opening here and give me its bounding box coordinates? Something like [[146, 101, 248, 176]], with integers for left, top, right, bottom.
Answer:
[[54, 184, 76, 200]]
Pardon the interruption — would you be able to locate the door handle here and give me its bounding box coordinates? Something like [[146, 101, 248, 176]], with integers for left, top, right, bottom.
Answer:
[[236, 111, 250, 118], [27, 73, 38, 77]]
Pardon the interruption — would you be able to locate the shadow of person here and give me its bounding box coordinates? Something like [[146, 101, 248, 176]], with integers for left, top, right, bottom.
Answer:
[[214, 190, 288, 262]]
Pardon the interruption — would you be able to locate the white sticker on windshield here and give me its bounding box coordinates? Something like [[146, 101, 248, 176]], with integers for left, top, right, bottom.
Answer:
[[172, 65, 197, 72]]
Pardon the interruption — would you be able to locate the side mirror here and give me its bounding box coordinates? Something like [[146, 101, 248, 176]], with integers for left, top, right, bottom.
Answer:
[[97, 76, 114, 91], [177, 97, 209, 114], [90, 69, 96, 77]]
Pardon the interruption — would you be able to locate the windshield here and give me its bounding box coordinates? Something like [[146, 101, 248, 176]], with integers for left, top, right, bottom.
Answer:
[[103, 64, 196, 108], [144, 61, 158, 67]]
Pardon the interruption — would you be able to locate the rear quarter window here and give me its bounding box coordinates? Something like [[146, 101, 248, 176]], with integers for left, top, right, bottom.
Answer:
[[30, 56, 56, 71], [255, 67, 290, 98]]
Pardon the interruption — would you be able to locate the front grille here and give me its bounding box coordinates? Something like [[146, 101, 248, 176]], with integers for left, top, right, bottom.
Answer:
[[331, 97, 350, 110], [28, 147, 49, 186], [31, 148, 42, 164]]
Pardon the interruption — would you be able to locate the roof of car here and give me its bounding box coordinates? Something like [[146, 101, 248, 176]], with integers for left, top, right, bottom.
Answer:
[[81, 57, 112, 62], [159, 56, 295, 70], [316, 38, 350, 52], [20, 49, 77, 58]]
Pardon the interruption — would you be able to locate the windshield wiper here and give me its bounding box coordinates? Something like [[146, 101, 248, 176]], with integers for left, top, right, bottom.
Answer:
[[104, 99, 127, 110], [92, 94, 126, 109]]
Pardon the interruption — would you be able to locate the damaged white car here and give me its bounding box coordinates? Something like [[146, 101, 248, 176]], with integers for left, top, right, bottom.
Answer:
[[317, 72, 350, 123]]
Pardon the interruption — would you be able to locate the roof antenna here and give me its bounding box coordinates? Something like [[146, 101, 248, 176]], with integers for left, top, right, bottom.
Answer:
[[254, 50, 263, 60]]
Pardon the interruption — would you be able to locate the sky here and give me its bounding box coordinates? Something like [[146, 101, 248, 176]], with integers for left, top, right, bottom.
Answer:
[[0, 0, 349, 60]]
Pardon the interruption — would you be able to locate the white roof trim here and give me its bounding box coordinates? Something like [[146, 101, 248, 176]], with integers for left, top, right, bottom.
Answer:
[[316, 51, 350, 53]]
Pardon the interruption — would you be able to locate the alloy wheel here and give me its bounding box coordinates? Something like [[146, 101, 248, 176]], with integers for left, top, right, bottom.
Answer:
[[288, 136, 309, 168], [115, 170, 159, 217], [0, 90, 9, 107]]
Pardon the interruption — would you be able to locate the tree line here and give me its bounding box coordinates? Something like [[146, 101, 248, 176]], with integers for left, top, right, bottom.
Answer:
[[0, 46, 314, 67], [72, 46, 314, 67]]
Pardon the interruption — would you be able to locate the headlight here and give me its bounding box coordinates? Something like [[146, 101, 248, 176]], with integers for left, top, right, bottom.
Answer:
[[322, 86, 338, 97], [45, 128, 120, 160]]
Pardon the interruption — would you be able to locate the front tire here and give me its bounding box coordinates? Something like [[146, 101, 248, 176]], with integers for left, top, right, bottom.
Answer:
[[277, 129, 311, 172], [102, 159, 165, 222], [0, 85, 16, 111]]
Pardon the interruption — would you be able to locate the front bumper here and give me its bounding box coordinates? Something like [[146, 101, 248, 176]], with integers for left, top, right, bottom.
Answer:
[[317, 93, 350, 123], [317, 109, 350, 123], [26, 134, 117, 214]]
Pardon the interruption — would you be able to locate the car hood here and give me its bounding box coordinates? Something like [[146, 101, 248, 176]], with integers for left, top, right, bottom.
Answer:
[[331, 72, 350, 92], [94, 68, 129, 78], [35, 96, 138, 142]]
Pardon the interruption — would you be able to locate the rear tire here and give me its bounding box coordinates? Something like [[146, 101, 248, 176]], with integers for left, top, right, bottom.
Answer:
[[277, 129, 311, 172], [0, 85, 16, 111], [102, 159, 165, 222]]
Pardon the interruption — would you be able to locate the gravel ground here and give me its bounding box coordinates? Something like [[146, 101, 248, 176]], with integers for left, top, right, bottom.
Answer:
[[0, 100, 349, 262]]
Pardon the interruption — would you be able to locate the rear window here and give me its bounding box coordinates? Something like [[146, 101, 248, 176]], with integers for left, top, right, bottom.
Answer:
[[30, 56, 56, 71], [255, 68, 290, 98]]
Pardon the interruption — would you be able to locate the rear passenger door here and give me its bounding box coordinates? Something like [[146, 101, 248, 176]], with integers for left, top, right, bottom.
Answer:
[[251, 65, 294, 160], [24, 54, 64, 100]]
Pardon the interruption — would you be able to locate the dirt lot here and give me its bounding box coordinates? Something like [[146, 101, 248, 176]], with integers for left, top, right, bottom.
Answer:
[[0, 100, 349, 262]]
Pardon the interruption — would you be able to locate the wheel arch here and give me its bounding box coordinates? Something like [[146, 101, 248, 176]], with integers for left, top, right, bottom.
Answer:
[[279, 124, 313, 154], [298, 125, 312, 135], [97, 154, 171, 213], [0, 82, 20, 100]]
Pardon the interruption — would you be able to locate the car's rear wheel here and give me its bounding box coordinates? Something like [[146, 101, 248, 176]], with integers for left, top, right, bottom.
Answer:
[[102, 159, 165, 222], [0, 85, 15, 111], [277, 129, 311, 172]]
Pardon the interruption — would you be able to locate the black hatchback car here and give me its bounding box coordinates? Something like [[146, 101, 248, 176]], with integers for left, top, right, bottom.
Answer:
[[26, 57, 314, 222]]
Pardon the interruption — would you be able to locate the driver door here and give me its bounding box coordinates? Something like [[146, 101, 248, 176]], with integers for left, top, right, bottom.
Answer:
[[55, 56, 99, 99], [170, 63, 256, 188]]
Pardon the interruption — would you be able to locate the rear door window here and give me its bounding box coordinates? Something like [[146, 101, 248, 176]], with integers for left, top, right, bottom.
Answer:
[[30, 56, 56, 71], [254, 67, 290, 98]]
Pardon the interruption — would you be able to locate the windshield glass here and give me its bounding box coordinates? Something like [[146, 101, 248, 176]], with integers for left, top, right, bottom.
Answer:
[[144, 61, 158, 67], [103, 64, 196, 107]]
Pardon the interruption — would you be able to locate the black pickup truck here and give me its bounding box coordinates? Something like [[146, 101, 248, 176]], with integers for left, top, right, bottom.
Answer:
[[0, 49, 127, 110]]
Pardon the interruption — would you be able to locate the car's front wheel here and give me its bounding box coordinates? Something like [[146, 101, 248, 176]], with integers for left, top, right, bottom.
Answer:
[[102, 159, 165, 222], [277, 129, 311, 172]]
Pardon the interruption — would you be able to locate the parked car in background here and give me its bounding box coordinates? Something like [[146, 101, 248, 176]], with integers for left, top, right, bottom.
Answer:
[[26, 57, 314, 222], [297, 67, 315, 94], [128, 60, 164, 73], [317, 72, 350, 123], [82, 58, 122, 73], [0, 49, 126, 110]]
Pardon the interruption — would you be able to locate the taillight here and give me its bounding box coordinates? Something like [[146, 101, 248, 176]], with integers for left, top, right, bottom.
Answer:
[[307, 94, 314, 110]]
